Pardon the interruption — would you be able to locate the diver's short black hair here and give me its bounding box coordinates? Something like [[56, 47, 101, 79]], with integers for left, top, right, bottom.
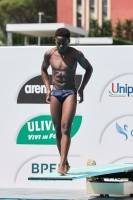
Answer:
[[55, 28, 70, 39]]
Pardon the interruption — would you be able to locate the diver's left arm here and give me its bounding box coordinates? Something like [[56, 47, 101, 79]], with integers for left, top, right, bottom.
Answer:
[[76, 51, 93, 103]]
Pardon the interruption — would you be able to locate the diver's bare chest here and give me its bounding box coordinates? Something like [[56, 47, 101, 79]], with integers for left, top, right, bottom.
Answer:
[[50, 55, 76, 70]]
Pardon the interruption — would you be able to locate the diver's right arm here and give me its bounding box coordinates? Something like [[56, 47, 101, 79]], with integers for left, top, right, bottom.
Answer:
[[41, 52, 51, 103]]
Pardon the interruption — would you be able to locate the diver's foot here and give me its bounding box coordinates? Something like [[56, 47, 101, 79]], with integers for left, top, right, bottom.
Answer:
[[64, 163, 70, 173], [57, 165, 66, 175]]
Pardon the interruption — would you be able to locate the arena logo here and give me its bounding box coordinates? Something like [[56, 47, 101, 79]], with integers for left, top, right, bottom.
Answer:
[[17, 75, 82, 104], [100, 74, 133, 101], [16, 115, 82, 145], [100, 116, 133, 144]]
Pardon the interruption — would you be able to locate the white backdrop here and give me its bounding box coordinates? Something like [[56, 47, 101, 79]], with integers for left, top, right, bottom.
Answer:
[[0, 46, 133, 189]]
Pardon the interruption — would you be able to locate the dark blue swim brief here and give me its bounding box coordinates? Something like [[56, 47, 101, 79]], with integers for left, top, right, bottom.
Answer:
[[51, 88, 77, 102]]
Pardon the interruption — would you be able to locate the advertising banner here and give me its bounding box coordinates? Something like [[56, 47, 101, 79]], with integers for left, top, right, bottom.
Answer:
[[0, 46, 133, 189]]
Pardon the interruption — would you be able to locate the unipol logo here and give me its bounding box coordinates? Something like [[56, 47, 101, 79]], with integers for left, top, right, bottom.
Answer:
[[100, 116, 133, 145], [101, 75, 133, 101], [109, 83, 133, 97], [17, 75, 82, 104]]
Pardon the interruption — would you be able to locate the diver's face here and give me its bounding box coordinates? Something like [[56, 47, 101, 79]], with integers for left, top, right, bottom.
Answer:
[[55, 36, 70, 54]]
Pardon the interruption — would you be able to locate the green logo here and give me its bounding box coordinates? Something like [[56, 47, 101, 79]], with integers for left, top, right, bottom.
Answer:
[[17, 115, 82, 145]]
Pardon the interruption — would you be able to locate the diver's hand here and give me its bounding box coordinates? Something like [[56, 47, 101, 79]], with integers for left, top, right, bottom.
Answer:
[[46, 90, 51, 103], [78, 89, 84, 103]]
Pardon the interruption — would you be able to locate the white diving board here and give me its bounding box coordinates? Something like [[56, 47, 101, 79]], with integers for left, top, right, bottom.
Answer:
[[28, 163, 133, 181]]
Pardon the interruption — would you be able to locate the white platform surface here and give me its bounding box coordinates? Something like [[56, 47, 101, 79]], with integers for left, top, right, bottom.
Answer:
[[0, 188, 132, 199]]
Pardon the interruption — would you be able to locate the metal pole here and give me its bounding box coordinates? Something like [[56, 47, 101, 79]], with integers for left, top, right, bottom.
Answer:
[[38, 12, 44, 46], [7, 32, 12, 46], [24, 35, 29, 46]]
